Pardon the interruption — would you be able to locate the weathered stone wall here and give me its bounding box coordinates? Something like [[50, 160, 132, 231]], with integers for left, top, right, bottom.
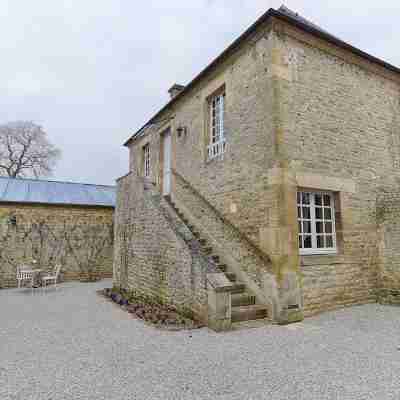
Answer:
[[0, 204, 114, 288], [122, 16, 400, 319], [129, 27, 278, 248], [377, 190, 400, 304], [275, 22, 400, 315], [171, 171, 276, 305], [113, 173, 210, 321]]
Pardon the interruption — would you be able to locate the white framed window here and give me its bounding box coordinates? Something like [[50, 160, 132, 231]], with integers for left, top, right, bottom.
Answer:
[[143, 143, 150, 177], [297, 191, 337, 255], [207, 92, 226, 160]]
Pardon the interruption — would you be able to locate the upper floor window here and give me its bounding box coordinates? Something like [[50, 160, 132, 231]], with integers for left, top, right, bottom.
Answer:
[[297, 191, 337, 255], [143, 143, 150, 177], [207, 91, 226, 160]]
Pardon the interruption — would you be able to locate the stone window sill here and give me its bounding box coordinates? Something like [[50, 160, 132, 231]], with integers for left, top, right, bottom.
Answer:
[[300, 254, 346, 266]]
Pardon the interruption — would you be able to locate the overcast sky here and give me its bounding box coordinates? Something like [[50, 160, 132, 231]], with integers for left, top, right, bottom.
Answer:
[[1, 1, 399, 185]]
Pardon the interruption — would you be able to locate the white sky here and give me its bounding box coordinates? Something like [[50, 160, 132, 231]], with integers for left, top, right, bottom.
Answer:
[[1, 0, 399, 185]]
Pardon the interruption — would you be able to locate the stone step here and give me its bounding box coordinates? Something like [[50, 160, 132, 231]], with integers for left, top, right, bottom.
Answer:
[[217, 263, 227, 272], [211, 255, 219, 263], [227, 283, 246, 294], [231, 305, 268, 323], [202, 246, 213, 254], [231, 293, 256, 307], [226, 272, 236, 282], [231, 318, 271, 330]]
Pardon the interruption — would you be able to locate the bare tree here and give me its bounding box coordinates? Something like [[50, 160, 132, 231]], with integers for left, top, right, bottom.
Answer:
[[0, 121, 61, 178]]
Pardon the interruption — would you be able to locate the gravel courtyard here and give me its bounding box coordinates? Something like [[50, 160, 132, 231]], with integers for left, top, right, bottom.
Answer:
[[1, 280, 400, 400]]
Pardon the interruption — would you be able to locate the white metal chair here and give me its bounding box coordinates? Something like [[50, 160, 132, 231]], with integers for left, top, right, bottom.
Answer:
[[41, 264, 62, 291], [16, 266, 35, 290]]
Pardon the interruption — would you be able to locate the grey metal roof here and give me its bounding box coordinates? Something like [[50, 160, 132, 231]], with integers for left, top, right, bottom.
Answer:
[[0, 177, 116, 207]]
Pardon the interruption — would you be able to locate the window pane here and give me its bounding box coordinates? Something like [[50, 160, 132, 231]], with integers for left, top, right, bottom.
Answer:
[[302, 192, 310, 204], [302, 207, 310, 219], [298, 191, 336, 252], [317, 235, 324, 248], [303, 235, 312, 248], [324, 208, 332, 220], [326, 235, 333, 247], [315, 194, 322, 206], [323, 194, 331, 206], [303, 221, 311, 234], [325, 222, 332, 234]]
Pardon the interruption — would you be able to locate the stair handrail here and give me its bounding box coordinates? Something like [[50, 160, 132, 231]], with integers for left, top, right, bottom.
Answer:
[[171, 169, 271, 267]]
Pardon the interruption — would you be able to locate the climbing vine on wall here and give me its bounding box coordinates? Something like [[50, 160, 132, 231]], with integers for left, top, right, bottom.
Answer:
[[0, 212, 113, 286]]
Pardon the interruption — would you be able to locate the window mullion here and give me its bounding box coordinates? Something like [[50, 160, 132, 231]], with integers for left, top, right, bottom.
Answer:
[[219, 95, 224, 141], [210, 101, 214, 144], [310, 193, 317, 250], [331, 193, 337, 249]]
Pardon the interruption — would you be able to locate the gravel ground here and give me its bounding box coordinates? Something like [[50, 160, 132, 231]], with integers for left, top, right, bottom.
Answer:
[[1, 280, 400, 400]]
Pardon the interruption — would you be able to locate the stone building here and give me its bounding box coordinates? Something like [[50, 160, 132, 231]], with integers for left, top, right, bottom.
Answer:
[[114, 6, 400, 330], [0, 176, 115, 288]]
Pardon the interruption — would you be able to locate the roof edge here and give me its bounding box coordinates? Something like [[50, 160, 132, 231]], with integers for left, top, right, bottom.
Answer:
[[273, 9, 400, 76], [124, 7, 276, 146], [0, 200, 115, 208], [0, 175, 115, 189], [124, 7, 400, 147]]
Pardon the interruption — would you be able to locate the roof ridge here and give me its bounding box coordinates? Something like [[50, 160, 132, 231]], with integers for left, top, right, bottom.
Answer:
[[0, 175, 115, 188]]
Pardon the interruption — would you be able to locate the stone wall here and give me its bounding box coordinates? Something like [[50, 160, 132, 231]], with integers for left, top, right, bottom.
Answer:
[[171, 170, 276, 305], [113, 173, 211, 322], [377, 190, 400, 304], [120, 16, 400, 320], [0, 203, 114, 288], [275, 21, 400, 315], [128, 26, 278, 249]]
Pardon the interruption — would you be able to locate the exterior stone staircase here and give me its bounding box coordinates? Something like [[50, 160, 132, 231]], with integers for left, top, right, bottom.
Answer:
[[168, 198, 268, 324]]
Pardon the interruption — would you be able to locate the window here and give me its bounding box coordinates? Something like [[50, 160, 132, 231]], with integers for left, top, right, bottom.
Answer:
[[207, 92, 226, 160], [143, 143, 150, 177], [297, 191, 337, 255]]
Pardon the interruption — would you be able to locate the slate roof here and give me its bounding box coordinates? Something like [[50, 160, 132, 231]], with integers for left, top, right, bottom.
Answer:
[[277, 5, 334, 37], [133, 121, 165, 141], [124, 5, 400, 147], [0, 176, 116, 207]]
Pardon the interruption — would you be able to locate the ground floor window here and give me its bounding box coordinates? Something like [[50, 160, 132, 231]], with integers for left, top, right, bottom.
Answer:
[[297, 191, 337, 255]]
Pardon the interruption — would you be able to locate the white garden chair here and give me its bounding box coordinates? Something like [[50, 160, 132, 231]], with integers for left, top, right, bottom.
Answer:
[[41, 264, 62, 291], [16, 265, 35, 291]]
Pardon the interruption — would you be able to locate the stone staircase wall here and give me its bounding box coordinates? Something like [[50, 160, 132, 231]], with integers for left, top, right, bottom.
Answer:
[[171, 170, 277, 315], [113, 173, 216, 322]]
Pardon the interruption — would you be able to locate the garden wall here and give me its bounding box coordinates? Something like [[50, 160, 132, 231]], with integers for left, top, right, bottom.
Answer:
[[0, 203, 114, 288]]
